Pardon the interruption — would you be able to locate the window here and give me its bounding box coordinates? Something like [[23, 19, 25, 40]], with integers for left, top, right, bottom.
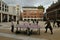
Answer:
[[6, 6, 8, 9], [24, 16, 26, 18], [5, 9, 6, 11], [23, 10, 26, 12], [34, 16, 36, 18], [5, 9, 8, 12], [28, 16, 30, 18], [24, 13, 26, 15], [2, 8, 4, 11], [2, 4, 4, 7], [5, 5, 8, 8], [7, 9, 8, 12], [5, 8, 8, 12], [5, 5, 6, 8], [31, 19, 33, 21], [40, 14, 41, 15], [24, 19, 26, 21]]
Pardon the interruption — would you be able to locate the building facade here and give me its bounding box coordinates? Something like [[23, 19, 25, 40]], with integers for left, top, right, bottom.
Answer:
[[0, 0, 17, 22], [46, 0, 60, 21], [8, 6, 17, 22], [22, 7, 44, 21]]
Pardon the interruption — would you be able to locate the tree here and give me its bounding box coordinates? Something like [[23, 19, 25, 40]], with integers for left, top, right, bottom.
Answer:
[[38, 5, 44, 11], [38, 5, 45, 21]]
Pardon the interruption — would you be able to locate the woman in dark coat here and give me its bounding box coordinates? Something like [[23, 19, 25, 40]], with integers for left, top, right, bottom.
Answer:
[[45, 19, 53, 34]]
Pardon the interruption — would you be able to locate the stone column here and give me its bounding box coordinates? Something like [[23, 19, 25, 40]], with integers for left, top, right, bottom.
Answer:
[[15, 16, 17, 22], [1, 13, 2, 22], [7, 14, 9, 22], [12, 16, 13, 19]]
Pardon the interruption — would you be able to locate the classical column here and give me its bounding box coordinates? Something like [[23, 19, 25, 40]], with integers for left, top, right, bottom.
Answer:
[[16, 16, 17, 21], [12, 15, 14, 20], [7, 14, 9, 22], [1, 13, 2, 22]]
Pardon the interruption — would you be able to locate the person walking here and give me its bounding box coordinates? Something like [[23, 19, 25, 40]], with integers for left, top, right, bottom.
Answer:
[[27, 27, 30, 36], [36, 20, 38, 25], [45, 18, 53, 34], [11, 19, 14, 32]]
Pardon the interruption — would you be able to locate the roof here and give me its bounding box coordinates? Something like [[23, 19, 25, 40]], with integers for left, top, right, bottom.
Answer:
[[22, 6, 37, 8], [47, 2, 60, 10]]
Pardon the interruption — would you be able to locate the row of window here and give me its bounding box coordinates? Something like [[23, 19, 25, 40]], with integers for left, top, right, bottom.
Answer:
[[23, 13, 43, 15], [24, 19, 40, 21], [0, 7, 8, 12], [23, 16, 43, 18], [0, 1, 8, 8], [0, 1, 8, 12]]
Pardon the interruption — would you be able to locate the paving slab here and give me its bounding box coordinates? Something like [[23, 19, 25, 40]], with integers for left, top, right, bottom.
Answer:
[[0, 33, 47, 40]]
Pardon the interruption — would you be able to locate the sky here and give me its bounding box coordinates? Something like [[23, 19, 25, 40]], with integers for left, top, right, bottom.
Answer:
[[3, 0, 58, 12]]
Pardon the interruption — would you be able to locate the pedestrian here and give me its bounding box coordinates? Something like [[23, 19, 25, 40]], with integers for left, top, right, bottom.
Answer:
[[36, 21, 38, 25], [11, 19, 14, 32], [17, 20, 19, 24], [45, 18, 53, 34], [33, 20, 34, 23], [27, 27, 30, 36], [16, 20, 19, 32]]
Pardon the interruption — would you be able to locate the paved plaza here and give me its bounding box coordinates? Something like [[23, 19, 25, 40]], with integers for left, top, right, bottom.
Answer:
[[0, 21, 60, 40]]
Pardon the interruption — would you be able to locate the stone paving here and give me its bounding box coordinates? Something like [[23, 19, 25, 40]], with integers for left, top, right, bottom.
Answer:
[[0, 21, 58, 40], [0, 33, 47, 40], [0, 21, 48, 40]]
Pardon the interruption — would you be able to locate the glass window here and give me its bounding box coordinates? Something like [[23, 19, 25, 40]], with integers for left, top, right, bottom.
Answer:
[[35, 16, 36, 18], [5, 5, 6, 8], [2, 8, 4, 11], [24, 16, 26, 18], [40, 14, 41, 15], [7, 9, 8, 12], [5, 5, 8, 8], [24, 13, 26, 15], [28, 16, 29, 18], [5, 9, 7, 12], [4, 4, 8, 9], [31, 16, 33, 18], [23, 10, 26, 12], [2, 4, 4, 7]]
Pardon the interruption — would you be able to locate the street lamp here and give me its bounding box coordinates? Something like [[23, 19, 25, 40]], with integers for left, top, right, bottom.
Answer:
[[16, 5, 20, 24]]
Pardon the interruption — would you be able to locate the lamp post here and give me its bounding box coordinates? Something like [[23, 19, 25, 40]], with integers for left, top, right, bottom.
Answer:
[[16, 5, 20, 24]]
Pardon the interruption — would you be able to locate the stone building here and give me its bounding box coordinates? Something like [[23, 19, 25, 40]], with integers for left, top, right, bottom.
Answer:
[[22, 6, 44, 21], [46, 0, 60, 21], [0, 0, 17, 22]]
